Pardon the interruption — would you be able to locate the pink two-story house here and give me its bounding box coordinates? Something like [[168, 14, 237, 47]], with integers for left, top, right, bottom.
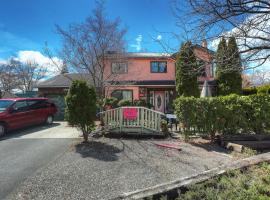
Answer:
[[104, 42, 216, 113]]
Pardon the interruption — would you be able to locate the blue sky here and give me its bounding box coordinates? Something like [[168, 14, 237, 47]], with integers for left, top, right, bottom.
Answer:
[[0, 0, 184, 60]]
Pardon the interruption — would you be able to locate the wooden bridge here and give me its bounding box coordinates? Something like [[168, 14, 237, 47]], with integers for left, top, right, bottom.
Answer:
[[101, 106, 166, 135]]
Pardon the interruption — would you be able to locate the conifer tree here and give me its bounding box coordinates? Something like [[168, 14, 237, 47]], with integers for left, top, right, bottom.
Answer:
[[216, 37, 242, 95], [176, 41, 199, 97], [227, 36, 242, 94]]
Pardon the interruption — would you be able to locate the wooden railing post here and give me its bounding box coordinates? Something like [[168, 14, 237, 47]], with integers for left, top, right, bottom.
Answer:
[[119, 107, 123, 133]]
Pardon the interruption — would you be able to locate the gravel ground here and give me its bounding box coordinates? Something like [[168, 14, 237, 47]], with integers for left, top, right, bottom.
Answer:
[[8, 137, 233, 200]]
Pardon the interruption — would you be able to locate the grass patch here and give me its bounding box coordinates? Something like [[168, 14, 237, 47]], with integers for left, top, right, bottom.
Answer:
[[177, 162, 270, 200], [154, 162, 270, 200]]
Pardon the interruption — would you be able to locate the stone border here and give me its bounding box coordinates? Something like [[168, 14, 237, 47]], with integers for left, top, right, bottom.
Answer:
[[114, 152, 270, 200]]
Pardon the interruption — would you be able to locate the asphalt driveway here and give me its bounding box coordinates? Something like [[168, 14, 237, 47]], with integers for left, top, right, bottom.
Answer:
[[0, 122, 80, 200], [6, 136, 233, 200]]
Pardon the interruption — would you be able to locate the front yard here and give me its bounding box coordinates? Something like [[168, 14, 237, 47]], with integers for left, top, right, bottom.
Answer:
[[8, 137, 232, 200]]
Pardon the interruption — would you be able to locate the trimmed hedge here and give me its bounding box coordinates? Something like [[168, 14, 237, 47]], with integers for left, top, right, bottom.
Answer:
[[257, 84, 270, 95], [174, 94, 270, 139], [243, 85, 270, 95], [242, 87, 257, 95]]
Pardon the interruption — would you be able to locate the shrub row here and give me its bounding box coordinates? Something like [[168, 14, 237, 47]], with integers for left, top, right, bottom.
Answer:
[[243, 84, 270, 95], [174, 94, 270, 139]]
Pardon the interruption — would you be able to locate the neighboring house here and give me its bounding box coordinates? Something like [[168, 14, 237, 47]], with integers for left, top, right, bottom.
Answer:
[[37, 73, 92, 120], [104, 42, 215, 113], [0, 91, 18, 98]]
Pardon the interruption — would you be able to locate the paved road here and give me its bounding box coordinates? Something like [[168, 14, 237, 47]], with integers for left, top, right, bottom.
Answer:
[[0, 122, 80, 200]]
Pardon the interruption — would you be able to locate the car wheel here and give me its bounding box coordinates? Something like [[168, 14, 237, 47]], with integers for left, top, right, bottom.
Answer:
[[0, 124, 6, 137], [46, 115, 54, 125]]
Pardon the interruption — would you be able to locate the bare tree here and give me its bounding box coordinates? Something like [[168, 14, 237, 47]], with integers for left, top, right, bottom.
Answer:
[[173, 0, 270, 69], [15, 60, 47, 92], [0, 58, 20, 92], [56, 1, 127, 102], [249, 69, 270, 86]]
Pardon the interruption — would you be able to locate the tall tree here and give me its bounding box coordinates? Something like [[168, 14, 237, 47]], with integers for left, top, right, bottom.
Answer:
[[65, 80, 96, 142], [227, 36, 242, 94], [176, 41, 199, 97], [216, 37, 229, 95], [16, 60, 47, 92], [0, 58, 20, 92], [216, 37, 242, 95], [56, 0, 127, 103]]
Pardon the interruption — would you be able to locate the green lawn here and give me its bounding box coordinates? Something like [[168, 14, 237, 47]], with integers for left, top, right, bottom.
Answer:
[[176, 162, 270, 200]]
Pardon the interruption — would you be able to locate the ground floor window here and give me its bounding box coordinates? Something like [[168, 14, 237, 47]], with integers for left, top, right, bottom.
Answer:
[[111, 90, 133, 101]]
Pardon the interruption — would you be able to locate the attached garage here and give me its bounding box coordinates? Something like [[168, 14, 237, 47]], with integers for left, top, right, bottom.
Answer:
[[37, 73, 93, 120]]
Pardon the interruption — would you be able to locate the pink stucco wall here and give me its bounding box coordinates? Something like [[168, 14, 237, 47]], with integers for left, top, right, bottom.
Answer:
[[104, 47, 214, 100], [104, 58, 176, 82]]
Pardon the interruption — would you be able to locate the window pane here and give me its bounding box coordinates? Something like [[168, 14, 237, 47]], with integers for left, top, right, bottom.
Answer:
[[159, 62, 167, 72], [151, 62, 159, 72], [122, 91, 132, 100], [111, 90, 132, 101], [13, 101, 28, 112], [112, 63, 127, 74], [111, 90, 122, 100], [151, 61, 167, 73]]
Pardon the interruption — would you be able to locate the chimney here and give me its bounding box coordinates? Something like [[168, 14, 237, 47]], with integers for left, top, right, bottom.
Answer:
[[202, 39, 208, 48]]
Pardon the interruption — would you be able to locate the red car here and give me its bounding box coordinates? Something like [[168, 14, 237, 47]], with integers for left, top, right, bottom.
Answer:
[[0, 98, 57, 137]]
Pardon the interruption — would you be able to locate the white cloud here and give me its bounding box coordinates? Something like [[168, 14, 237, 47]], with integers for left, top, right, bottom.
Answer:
[[156, 35, 162, 41], [17, 50, 63, 76], [1, 50, 63, 77], [131, 35, 143, 51]]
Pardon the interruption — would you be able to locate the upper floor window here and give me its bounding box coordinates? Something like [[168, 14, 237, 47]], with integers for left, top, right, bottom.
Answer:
[[150, 61, 167, 73], [211, 60, 216, 77], [197, 59, 207, 77], [111, 62, 128, 74]]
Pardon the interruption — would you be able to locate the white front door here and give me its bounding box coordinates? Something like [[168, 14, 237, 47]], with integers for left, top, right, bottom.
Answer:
[[154, 91, 165, 113]]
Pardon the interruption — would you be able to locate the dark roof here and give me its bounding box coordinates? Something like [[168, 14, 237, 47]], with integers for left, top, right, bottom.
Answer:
[[198, 79, 217, 86], [109, 80, 175, 86], [109, 80, 217, 86], [37, 73, 93, 88]]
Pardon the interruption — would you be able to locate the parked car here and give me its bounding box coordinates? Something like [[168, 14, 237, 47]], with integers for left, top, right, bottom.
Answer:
[[0, 98, 57, 137]]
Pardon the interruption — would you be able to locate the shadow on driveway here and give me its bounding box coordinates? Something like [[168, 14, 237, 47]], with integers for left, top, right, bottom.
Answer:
[[75, 141, 123, 161], [0, 123, 61, 141]]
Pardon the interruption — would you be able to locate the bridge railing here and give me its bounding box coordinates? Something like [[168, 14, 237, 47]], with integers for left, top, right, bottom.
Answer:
[[100, 106, 165, 133]]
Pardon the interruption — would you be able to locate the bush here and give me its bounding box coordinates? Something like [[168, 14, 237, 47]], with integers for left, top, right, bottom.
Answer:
[[174, 94, 270, 139], [117, 99, 133, 107], [65, 80, 96, 142], [103, 97, 118, 108], [133, 99, 147, 107], [242, 87, 257, 95], [242, 85, 270, 96], [160, 119, 168, 134], [257, 84, 270, 95]]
